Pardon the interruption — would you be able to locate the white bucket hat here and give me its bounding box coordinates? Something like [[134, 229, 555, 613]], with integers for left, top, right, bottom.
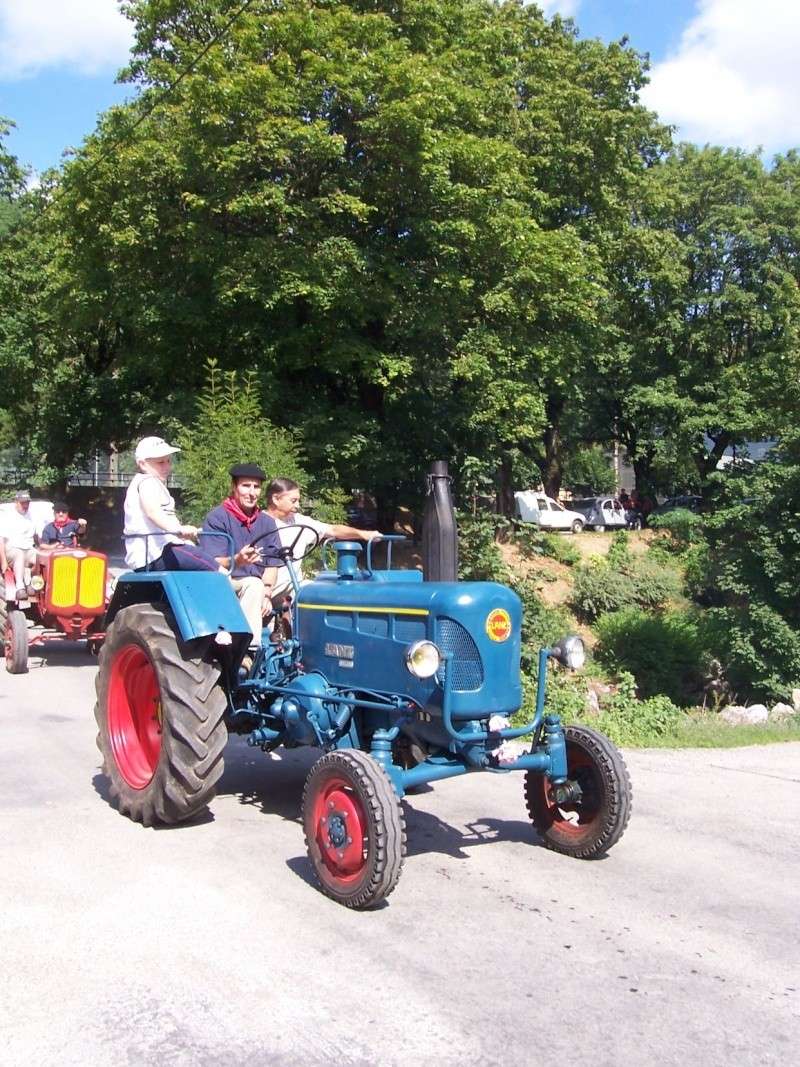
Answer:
[[134, 436, 181, 462]]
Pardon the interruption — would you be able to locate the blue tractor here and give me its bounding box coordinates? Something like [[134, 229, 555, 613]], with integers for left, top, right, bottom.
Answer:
[[95, 466, 631, 909]]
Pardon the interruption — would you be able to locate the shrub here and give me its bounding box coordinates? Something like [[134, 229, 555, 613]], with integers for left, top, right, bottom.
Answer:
[[649, 507, 704, 551], [606, 529, 631, 570], [628, 558, 682, 610], [701, 601, 800, 703], [570, 563, 636, 621], [178, 359, 306, 523], [594, 607, 709, 705], [514, 578, 574, 664], [457, 509, 511, 583], [594, 673, 684, 746], [513, 526, 581, 566], [541, 532, 581, 566]]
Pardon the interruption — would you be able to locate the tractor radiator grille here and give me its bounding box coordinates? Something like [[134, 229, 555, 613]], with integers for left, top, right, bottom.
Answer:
[[437, 618, 484, 691]]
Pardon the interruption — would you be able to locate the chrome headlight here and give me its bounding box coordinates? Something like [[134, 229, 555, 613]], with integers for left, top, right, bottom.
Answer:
[[549, 635, 586, 671], [405, 640, 442, 679]]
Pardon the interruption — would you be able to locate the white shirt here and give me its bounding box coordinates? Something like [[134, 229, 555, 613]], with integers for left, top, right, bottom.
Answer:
[[0, 508, 36, 550], [123, 474, 183, 569], [271, 513, 331, 596]]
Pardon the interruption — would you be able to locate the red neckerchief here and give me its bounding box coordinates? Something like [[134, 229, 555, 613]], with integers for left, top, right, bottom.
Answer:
[[53, 516, 69, 529], [222, 497, 261, 530]]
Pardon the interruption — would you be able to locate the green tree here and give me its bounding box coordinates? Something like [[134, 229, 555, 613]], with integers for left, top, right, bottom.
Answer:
[[598, 145, 800, 496], [178, 359, 307, 522], [2, 0, 665, 513]]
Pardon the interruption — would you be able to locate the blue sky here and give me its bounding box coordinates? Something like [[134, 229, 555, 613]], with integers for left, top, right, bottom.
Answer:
[[1, 1, 799, 177]]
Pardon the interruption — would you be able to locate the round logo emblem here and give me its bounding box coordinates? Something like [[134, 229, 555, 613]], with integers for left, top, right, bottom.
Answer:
[[486, 608, 512, 642]]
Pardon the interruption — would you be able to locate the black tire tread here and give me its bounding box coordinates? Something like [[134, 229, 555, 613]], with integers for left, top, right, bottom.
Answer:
[[302, 750, 406, 909], [5, 608, 28, 674], [525, 724, 632, 859], [94, 603, 227, 826]]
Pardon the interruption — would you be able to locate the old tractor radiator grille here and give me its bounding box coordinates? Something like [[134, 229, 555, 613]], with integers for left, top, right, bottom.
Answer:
[[50, 554, 106, 610], [437, 618, 484, 691]]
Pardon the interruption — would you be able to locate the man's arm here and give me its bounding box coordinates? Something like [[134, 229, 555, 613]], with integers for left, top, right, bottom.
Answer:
[[327, 523, 382, 542], [139, 478, 197, 539], [0, 536, 7, 572]]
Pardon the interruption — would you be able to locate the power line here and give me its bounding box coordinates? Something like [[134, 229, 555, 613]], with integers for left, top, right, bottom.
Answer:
[[38, 0, 261, 213]]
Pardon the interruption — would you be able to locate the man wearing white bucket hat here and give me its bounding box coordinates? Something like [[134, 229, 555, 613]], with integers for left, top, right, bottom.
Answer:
[[123, 436, 219, 572]]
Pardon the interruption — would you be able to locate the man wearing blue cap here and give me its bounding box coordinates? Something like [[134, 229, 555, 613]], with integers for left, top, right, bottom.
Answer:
[[200, 464, 282, 648]]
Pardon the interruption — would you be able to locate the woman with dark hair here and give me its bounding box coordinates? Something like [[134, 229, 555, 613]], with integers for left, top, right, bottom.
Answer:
[[264, 478, 382, 597]]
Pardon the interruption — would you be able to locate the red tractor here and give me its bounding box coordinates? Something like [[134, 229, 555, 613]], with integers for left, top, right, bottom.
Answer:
[[1, 545, 110, 673]]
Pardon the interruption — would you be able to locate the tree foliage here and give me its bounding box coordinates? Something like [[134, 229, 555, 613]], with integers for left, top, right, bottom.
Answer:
[[177, 359, 306, 522]]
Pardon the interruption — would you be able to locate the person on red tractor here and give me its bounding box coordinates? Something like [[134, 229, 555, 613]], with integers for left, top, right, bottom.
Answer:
[[0, 489, 38, 598], [40, 503, 88, 548], [199, 463, 282, 648], [123, 436, 220, 572]]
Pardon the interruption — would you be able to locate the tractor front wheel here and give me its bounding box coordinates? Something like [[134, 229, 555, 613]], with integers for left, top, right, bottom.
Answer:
[[94, 603, 227, 826], [302, 750, 406, 909], [525, 725, 631, 858], [4, 608, 28, 674]]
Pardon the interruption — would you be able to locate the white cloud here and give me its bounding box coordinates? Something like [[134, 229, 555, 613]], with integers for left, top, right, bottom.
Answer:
[[540, 1, 582, 17], [642, 0, 800, 155], [0, 0, 132, 80]]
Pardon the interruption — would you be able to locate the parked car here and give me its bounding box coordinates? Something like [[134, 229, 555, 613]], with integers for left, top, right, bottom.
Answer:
[[514, 491, 585, 533], [651, 494, 703, 516], [570, 496, 628, 532]]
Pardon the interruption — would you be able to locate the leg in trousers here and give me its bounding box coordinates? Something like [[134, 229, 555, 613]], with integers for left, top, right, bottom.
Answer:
[[231, 576, 264, 646]]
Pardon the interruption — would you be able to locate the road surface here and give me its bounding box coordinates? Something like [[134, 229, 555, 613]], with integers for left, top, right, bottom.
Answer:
[[1, 646, 797, 1065]]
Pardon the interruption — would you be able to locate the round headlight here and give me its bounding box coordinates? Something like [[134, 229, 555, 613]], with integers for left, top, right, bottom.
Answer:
[[405, 640, 442, 679], [550, 635, 586, 671]]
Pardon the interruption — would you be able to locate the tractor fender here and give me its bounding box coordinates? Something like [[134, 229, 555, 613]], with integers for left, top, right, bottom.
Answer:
[[106, 571, 252, 643]]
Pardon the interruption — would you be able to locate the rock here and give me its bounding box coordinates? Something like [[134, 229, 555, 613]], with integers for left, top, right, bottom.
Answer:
[[769, 702, 796, 722], [585, 688, 600, 716], [720, 704, 769, 725], [792, 688, 800, 713]]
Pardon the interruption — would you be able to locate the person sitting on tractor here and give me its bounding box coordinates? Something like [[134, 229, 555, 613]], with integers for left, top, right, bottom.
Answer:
[[0, 489, 38, 598], [199, 463, 282, 649], [264, 477, 383, 601], [40, 502, 88, 548], [123, 436, 220, 573]]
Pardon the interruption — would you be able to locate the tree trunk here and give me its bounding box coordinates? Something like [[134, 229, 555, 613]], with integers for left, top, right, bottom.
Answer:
[[496, 452, 515, 518], [541, 396, 565, 498]]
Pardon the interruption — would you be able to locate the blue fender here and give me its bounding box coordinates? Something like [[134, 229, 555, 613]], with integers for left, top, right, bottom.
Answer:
[[106, 571, 251, 643]]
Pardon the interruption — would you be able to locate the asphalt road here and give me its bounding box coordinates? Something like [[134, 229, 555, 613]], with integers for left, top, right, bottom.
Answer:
[[1, 646, 798, 1066]]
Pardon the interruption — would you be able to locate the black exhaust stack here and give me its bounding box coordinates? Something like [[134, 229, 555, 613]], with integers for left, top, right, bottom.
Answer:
[[422, 460, 458, 581]]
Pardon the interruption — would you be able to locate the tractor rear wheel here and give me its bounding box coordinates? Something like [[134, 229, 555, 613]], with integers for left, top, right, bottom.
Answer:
[[302, 750, 406, 909], [4, 608, 28, 674], [525, 725, 631, 858], [94, 603, 227, 826]]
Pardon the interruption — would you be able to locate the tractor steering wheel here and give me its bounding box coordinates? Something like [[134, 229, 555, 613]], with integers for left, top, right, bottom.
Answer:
[[249, 522, 321, 564]]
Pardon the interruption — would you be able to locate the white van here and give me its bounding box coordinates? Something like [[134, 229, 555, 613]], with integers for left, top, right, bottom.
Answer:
[[514, 491, 585, 533]]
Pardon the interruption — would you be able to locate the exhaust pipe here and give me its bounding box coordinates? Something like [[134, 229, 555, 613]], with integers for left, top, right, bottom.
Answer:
[[422, 460, 458, 581]]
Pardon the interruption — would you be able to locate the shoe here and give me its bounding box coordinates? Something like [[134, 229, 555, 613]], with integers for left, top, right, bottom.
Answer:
[[239, 654, 254, 675], [15, 588, 26, 600], [25, 585, 36, 597]]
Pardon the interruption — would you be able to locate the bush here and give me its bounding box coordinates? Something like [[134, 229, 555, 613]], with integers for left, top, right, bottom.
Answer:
[[457, 509, 511, 583], [701, 601, 800, 703], [628, 558, 682, 610], [514, 578, 575, 667], [513, 526, 581, 566], [593, 673, 684, 746], [649, 508, 705, 552], [606, 529, 631, 570], [570, 563, 636, 621], [594, 607, 709, 705], [178, 359, 306, 523]]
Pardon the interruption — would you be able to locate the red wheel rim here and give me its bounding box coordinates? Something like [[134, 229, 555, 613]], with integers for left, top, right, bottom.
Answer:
[[543, 743, 603, 837], [312, 776, 368, 886], [107, 644, 162, 789]]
